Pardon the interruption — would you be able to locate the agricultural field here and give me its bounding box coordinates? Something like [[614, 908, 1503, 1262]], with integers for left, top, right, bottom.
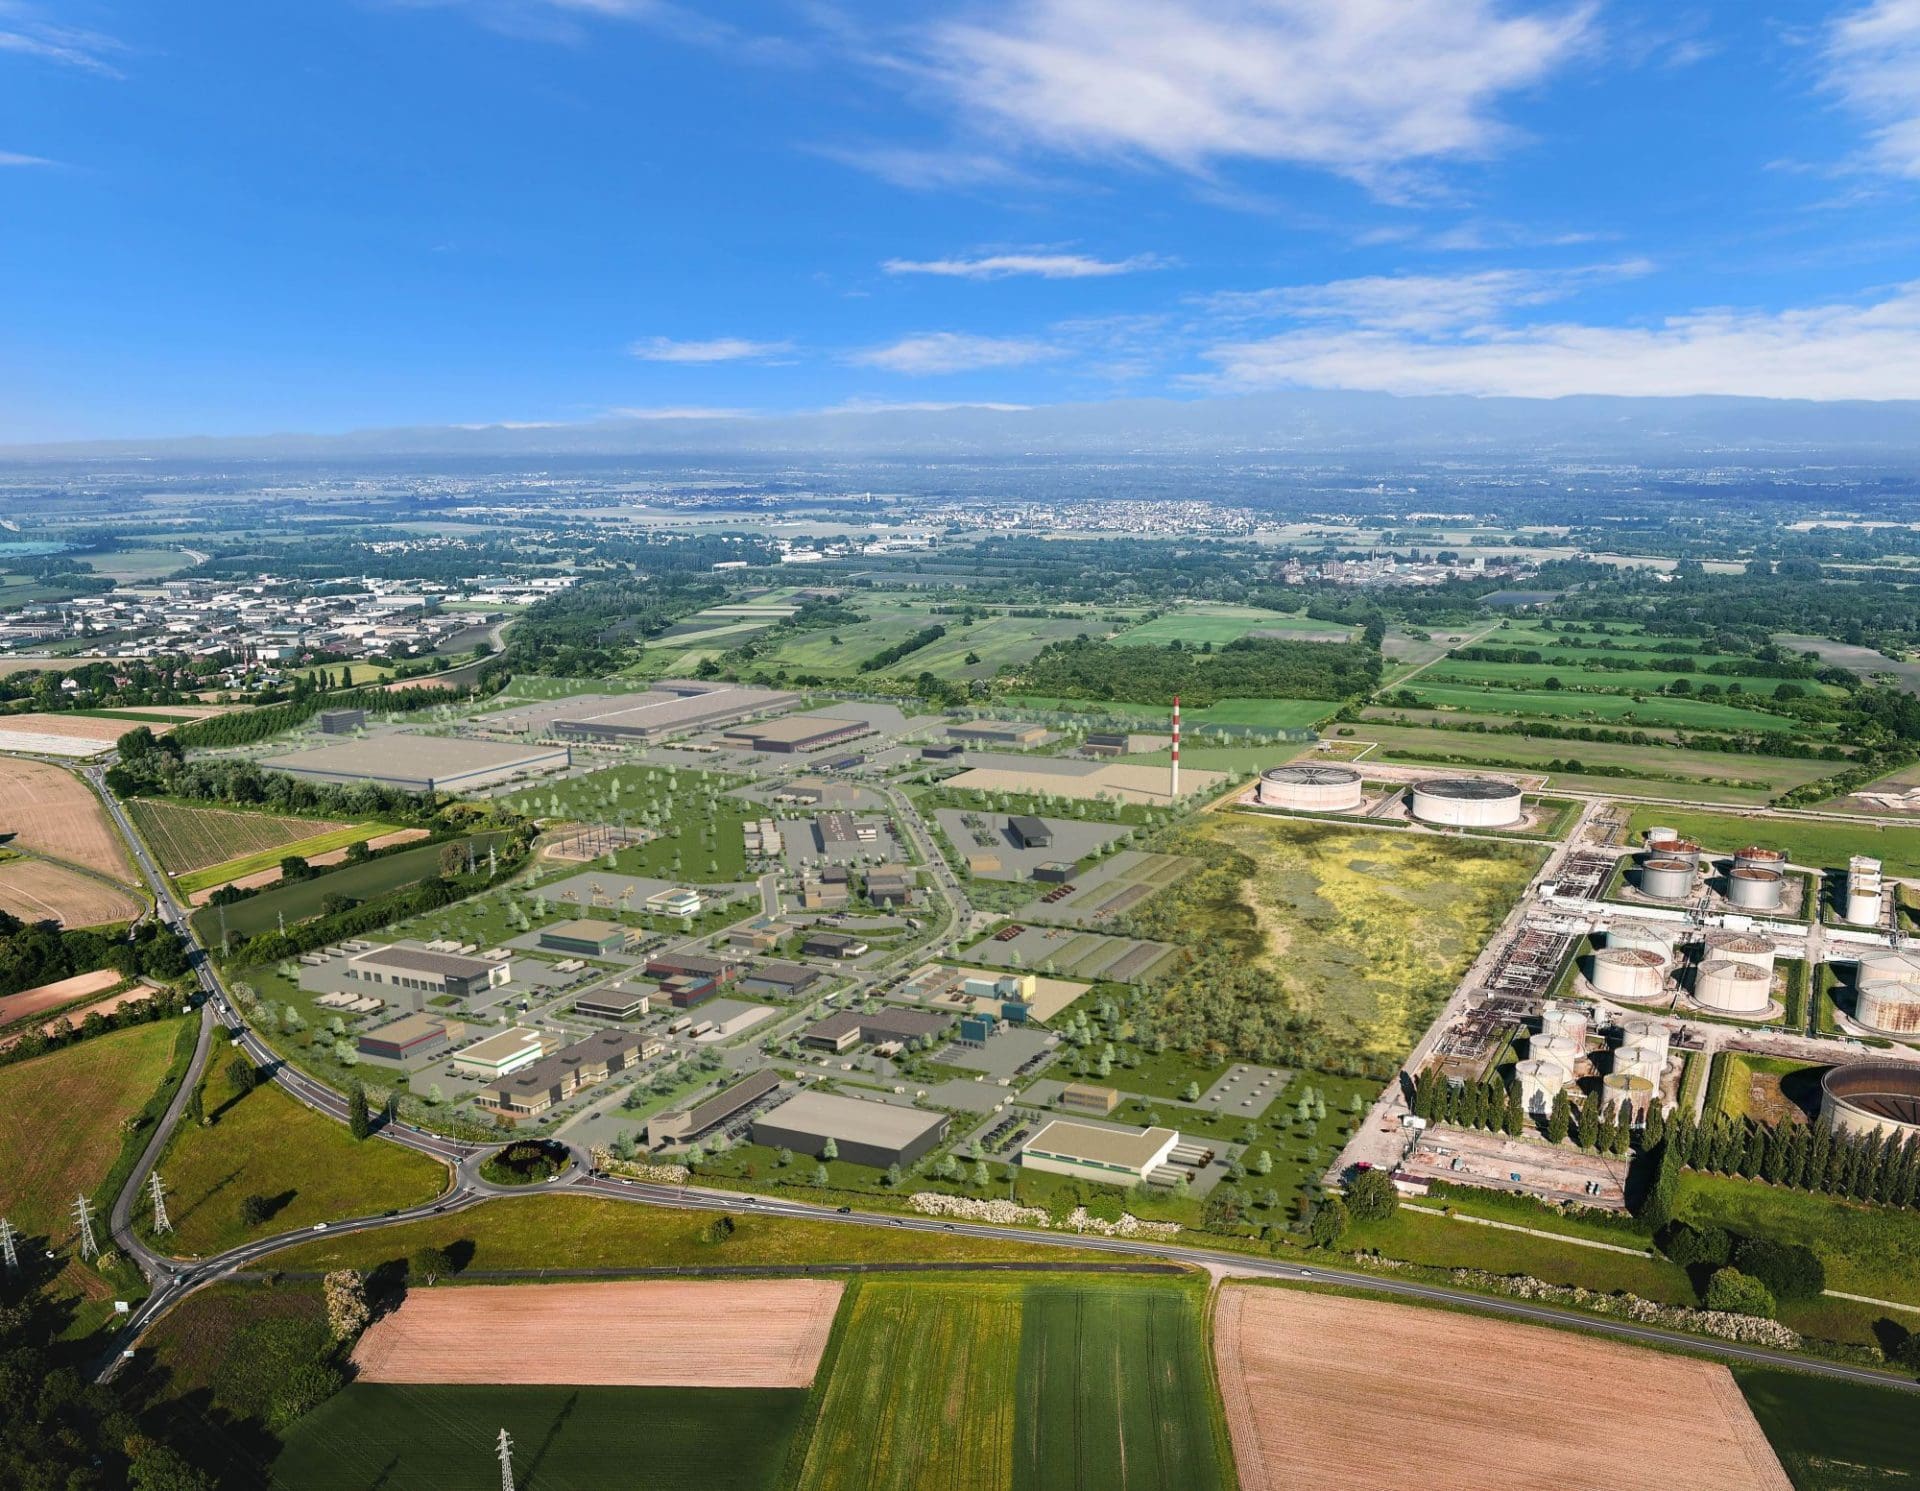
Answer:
[[1395, 681, 1805, 734], [1005, 694, 1335, 731], [145, 1049, 448, 1254], [0, 858, 142, 927], [1622, 805, 1920, 877], [0, 756, 136, 878], [1420, 658, 1846, 696], [0, 967, 128, 1031], [274, 1384, 807, 1491], [1114, 605, 1349, 647], [1215, 1287, 1791, 1491], [173, 821, 407, 895], [1163, 814, 1543, 1057], [129, 798, 357, 875], [795, 1277, 1230, 1491], [1736, 1367, 1920, 1490]]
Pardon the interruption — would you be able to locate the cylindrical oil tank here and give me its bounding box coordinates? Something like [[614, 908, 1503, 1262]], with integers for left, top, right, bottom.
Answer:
[[1705, 929, 1776, 975], [1532, 1032, 1585, 1071], [1587, 947, 1666, 1000], [1539, 1004, 1589, 1044], [1694, 957, 1772, 1015], [1409, 776, 1524, 828], [1733, 845, 1786, 873], [1256, 763, 1365, 812], [1856, 950, 1920, 989], [1822, 1062, 1920, 1143], [1606, 923, 1678, 963], [1854, 983, 1920, 1038], [1515, 1058, 1567, 1116], [1637, 858, 1696, 900], [1660, 839, 1705, 867], [1617, 1017, 1672, 1057], [1846, 888, 1885, 926], [1644, 827, 1679, 850], [1725, 867, 1785, 911], [1602, 1072, 1655, 1121]]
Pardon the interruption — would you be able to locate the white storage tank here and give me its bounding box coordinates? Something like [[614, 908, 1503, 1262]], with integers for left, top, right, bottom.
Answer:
[[1656, 839, 1705, 867], [1823, 1062, 1920, 1143], [1614, 1041, 1669, 1083], [1854, 982, 1920, 1037], [1733, 845, 1787, 874], [1531, 1032, 1585, 1072], [1694, 957, 1772, 1015], [1845, 855, 1884, 926], [1587, 947, 1666, 1001], [1538, 1003, 1590, 1044], [1637, 858, 1696, 900], [1704, 929, 1776, 976], [1725, 867, 1785, 912], [1643, 827, 1679, 850], [1409, 777, 1525, 828], [1606, 923, 1678, 963], [1603, 1072, 1655, 1121], [1256, 763, 1366, 812], [1516, 1057, 1567, 1117]]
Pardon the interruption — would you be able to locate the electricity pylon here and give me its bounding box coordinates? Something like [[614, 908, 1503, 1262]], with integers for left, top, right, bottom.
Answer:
[[497, 1428, 516, 1491], [148, 1171, 171, 1234], [71, 1194, 99, 1260]]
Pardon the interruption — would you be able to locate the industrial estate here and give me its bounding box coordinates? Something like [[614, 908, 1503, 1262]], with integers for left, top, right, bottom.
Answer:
[[6, 480, 1920, 1490]]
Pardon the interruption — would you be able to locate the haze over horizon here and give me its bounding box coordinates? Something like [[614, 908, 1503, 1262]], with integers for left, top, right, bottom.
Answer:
[[9, 1, 1920, 444]]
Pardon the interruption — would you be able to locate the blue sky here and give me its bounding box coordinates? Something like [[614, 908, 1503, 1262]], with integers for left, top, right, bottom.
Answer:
[[5, 0, 1920, 440]]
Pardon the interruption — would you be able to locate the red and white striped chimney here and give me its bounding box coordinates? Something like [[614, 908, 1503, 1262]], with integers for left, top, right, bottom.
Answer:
[[1170, 694, 1181, 799]]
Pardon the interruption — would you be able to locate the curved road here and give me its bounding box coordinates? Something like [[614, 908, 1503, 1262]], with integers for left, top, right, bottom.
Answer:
[[82, 759, 1920, 1398]]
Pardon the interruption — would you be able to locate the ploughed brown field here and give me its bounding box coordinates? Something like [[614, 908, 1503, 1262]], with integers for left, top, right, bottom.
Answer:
[[1213, 1287, 1791, 1491], [351, 1279, 844, 1387], [0, 968, 126, 1027], [0, 713, 157, 743], [182, 826, 429, 904], [0, 860, 141, 928], [0, 757, 135, 879]]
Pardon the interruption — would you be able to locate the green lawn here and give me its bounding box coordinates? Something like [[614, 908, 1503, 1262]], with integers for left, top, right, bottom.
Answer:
[[1736, 1367, 1920, 1490], [1345, 1209, 1695, 1303], [1422, 658, 1844, 695], [1400, 682, 1810, 734], [274, 1384, 807, 1491], [1114, 606, 1347, 648], [503, 765, 758, 883], [1622, 805, 1920, 876], [1676, 1173, 1920, 1306], [145, 1051, 449, 1255], [1002, 694, 1335, 730]]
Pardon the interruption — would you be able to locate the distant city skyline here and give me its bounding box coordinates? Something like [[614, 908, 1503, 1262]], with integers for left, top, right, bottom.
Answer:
[[6, 1, 1920, 440]]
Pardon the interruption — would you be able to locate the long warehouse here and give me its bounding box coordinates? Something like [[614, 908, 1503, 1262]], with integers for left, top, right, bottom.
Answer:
[[261, 734, 570, 793]]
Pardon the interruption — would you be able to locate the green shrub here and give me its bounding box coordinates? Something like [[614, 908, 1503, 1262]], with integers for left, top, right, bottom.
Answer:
[[1705, 1267, 1776, 1319], [1733, 1236, 1826, 1302]]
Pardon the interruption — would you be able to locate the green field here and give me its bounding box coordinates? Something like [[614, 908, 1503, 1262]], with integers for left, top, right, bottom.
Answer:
[[174, 820, 404, 894], [794, 1278, 1230, 1491], [274, 1384, 807, 1491], [1005, 695, 1334, 730], [508, 765, 758, 882], [1114, 605, 1348, 648], [1676, 1173, 1920, 1307], [147, 1048, 448, 1254], [1422, 658, 1843, 696], [130, 798, 360, 876], [1622, 805, 1920, 876], [1400, 682, 1806, 734], [1737, 1368, 1920, 1490]]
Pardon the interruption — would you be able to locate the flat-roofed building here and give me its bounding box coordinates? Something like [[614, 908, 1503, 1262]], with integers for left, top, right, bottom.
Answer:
[[815, 811, 878, 848], [1058, 1082, 1120, 1116], [1007, 815, 1053, 850], [800, 1010, 863, 1053], [1021, 1120, 1180, 1185], [751, 1089, 949, 1169], [802, 931, 867, 959], [357, 1012, 459, 1063], [261, 735, 570, 794], [451, 1026, 550, 1079], [346, 945, 510, 1008], [648, 1068, 781, 1148], [865, 867, 915, 907], [318, 707, 367, 734], [645, 887, 703, 917], [537, 918, 630, 957], [740, 960, 822, 999], [479, 1028, 653, 1115], [722, 715, 871, 754], [573, 981, 652, 1020], [856, 1007, 952, 1046], [948, 720, 1047, 747], [544, 681, 801, 744], [921, 742, 965, 761]]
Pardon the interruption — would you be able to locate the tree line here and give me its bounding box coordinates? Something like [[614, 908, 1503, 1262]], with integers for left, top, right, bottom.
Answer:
[[1014, 635, 1382, 709]]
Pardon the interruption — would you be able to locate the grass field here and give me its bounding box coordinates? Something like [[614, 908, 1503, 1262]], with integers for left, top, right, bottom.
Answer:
[[146, 1049, 448, 1255], [1622, 805, 1920, 876], [794, 1277, 1230, 1491], [1676, 1173, 1920, 1307], [173, 822, 403, 895], [273, 1384, 807, 1491], [504, 765, 758, 883], [1736, 1367, 1920, 1490], [1398, 682, 1808, 734], [1114, 605, 1347, 648], [131, 796, 353, 872], [1005, 695, 1335, 730], [1422, 657, 1841, 693]]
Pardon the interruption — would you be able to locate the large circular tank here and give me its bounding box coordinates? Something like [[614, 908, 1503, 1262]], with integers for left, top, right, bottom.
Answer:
[[1661, 840, 1705, 866], [1823, 1062, 1920, 1142], [1855, 950, 1920, 989], [1602, 1071, 1655, 1120], [1515, 1058, 1567, 1116], [1704, 929, 1776, 975], [1606, 923, 1678, 963], [1855, 983, 1920, 1037], [1257, 763, 1365, 812], [1532, 1032, 1585, 1072], [1409, 776, 1524, 828], [1637, 858, 1696, 900], [1733, 845, 1787, 873], [1588, 947, 1666, 1000], [1725, 867, 1785, 911], [1693, 957, 1772, 1015], [1643, 827, 1679, 849], [1618, 1016, 1672, 1053], [1539, 1004, 1589, 1043], [1614, 1042, 1668, 1083]]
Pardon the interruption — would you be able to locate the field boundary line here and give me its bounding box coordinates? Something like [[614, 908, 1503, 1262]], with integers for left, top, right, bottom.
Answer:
[[1824, 1288, 1920, 1315], [1402, 1201, 1653, 1257]]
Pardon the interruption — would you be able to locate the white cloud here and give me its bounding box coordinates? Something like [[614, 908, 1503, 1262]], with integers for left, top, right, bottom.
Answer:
[[1202, 262, 1650, 334], [851, 332, 1064, 374], [917, 0, 1594, 193], [806, 143, 1032, 191], [824, 398, 1034, 413], [387, 0, 802, 62], [626, 336, 793, 363], [882, 251, 1165, 280], [0, 3, 125, 76], [0, 150, 55, 167], [605, 405, 752, 419], [1824, 0, 1920, 178], [1194, 281, 1920, 399]]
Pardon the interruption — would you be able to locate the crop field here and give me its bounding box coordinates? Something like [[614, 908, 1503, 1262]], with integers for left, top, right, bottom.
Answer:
[[1736, 1368, 1920, 1490], [274, 1384, 807, 1491], [173, 821, 404, 894], [1115, 605, 1347, 647], [0, 858, 142, 927], [0, 756, 135, 877], [1621, 805, 1920, 876], [129, 798, 356, 875], [1215, 1287, 1791, 1491], [148, 1056, 448, 1254], [1397, 681, 1805, 734], [1005, 694, 1333, 730], [352, 1280, 842, 1387], [1169, 814, 1543, 1057], [0, 967, 127, 1030], [795, 1278, 1228, 1491], [1421, 659, 1843, 695]]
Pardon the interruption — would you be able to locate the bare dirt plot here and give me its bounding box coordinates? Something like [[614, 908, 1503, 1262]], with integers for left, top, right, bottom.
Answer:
[[1214, 1287, 1791, 1491], [350, 1280, 843, 1387], [1, 988, 155, 1050], [0, 860, 141, 927], [0, 757, 134, 878], [0, 712, 150, 743], [0, 968, 125, 1028]]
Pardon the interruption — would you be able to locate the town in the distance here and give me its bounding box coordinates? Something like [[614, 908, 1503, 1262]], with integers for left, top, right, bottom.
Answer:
[[1, 465, 1918, 1487]]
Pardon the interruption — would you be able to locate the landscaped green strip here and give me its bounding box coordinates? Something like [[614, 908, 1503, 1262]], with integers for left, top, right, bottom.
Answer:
[[174, 821, 399, 893], [1735, 1367, 1920, 1490], [1623, 805, 1920, 878]]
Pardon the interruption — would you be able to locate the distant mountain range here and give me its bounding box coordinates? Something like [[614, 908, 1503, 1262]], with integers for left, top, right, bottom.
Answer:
[[9, 391, 1920, 461]]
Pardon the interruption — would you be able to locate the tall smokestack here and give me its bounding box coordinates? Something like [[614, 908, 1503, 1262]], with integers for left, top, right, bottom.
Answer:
[[1170, 694, 1180, 800]]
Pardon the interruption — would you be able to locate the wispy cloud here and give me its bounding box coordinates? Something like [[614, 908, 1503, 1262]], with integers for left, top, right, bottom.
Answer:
[[851, 332, 1064, 375], [907, 0, 1595, 196], [883, 251, 1167, 280], [1823, 0, 1920, 179], [382, 0, 804, 62], [626, 336, 794, 363], [605, 405, 753, 419], [0, 149, 56, 167], [1192, 279, 1920, 399], [0, 3, 125, 77], [1200, 262, 1652, 334], [806, 143, 1032, 192], [824, 398, 1034, 414]]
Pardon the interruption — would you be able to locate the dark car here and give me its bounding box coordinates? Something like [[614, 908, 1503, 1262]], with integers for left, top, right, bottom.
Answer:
[[836, 1205, 852, 1214]]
